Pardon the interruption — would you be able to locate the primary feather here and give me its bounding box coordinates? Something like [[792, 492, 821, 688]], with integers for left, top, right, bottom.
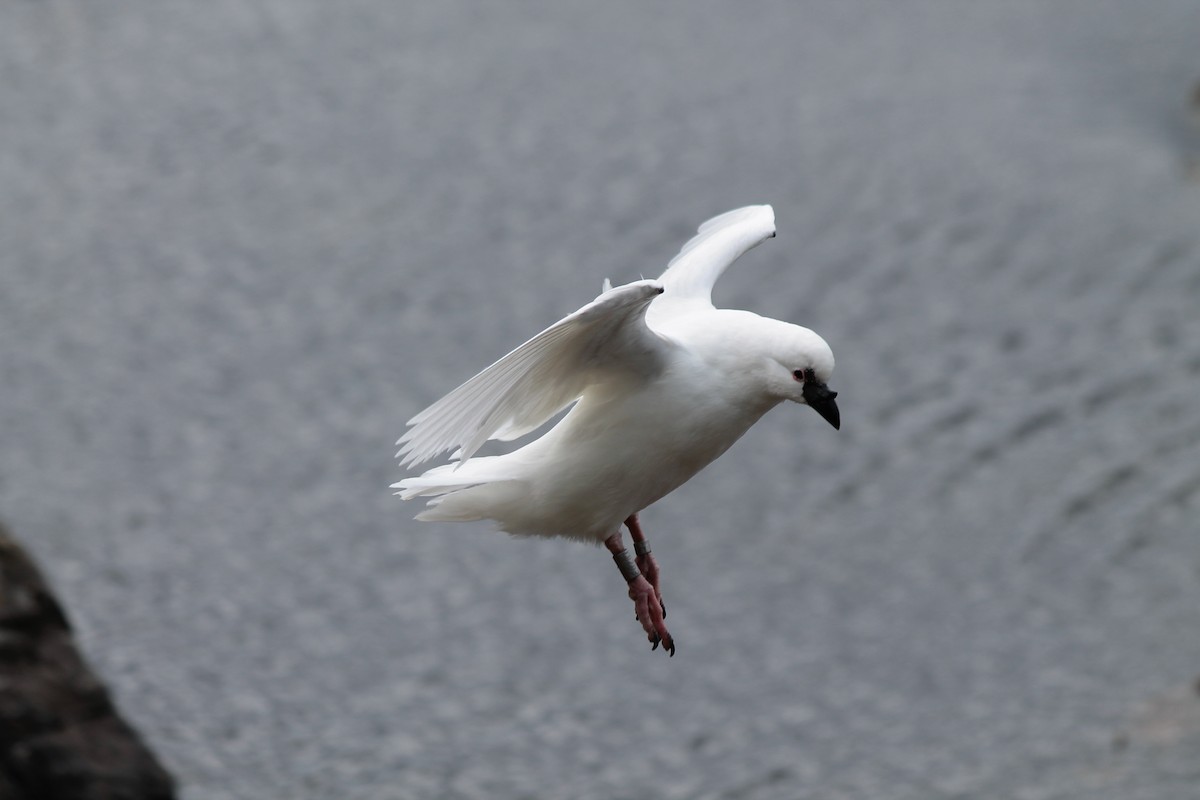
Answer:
[[654, 204, 775, 310], [396, 279, 666, 468]]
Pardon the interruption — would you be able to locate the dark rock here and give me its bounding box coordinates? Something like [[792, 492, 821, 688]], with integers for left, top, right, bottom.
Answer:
[[0, 526, 176, 800]]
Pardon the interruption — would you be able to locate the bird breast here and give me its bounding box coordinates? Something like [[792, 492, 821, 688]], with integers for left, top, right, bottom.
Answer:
[[532, 368, 773, 526]]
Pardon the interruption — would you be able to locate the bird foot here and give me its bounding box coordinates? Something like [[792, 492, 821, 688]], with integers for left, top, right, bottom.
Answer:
[[606, 528, 673, 656], [635, 549, 664, 619], [628, 574, 674, 656], [626, 514, 665, 619]]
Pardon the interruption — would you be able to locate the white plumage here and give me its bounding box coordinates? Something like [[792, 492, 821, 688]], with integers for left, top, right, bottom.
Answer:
[[393, 205, 840, 652], [393, 204, 837, 542]]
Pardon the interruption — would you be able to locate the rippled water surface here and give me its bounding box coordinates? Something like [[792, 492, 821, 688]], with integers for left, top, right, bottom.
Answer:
[[2, 3, 1200, 798]]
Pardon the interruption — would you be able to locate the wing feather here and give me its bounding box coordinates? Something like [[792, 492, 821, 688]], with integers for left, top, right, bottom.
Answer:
[[397, 280, 666, 468], [654, 205, 776, 309]]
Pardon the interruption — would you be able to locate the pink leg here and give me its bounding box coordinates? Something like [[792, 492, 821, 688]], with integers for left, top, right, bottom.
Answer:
[[624, 514, 663, 618], [604, 531, 674, 656]]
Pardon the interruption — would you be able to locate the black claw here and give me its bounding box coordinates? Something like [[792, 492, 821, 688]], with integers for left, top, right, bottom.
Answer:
[[660, 598, 666, 619], [650, 633, 660, 650], [666, 639, 676, 657]]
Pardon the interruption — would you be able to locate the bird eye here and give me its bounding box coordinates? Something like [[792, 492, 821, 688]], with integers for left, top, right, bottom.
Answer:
[[792, 369, 805, 382]]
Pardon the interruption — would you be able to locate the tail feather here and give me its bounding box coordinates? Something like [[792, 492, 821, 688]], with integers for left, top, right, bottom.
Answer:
[[393, 455, 509, 499], [411, 480, 523, 523], [393, 455, 529, 526]]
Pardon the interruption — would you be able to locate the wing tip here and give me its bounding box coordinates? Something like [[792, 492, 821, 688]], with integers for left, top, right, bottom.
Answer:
[[696, 203, 775, 234], [662, 204, 778, 276]]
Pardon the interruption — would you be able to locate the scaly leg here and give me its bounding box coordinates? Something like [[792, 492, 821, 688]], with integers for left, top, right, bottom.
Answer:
[[604, 531, 674, 656], [624, 514, 663, 618]]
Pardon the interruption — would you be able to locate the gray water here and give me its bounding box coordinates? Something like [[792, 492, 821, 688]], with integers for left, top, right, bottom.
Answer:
[[2, 3, 1200, 798]]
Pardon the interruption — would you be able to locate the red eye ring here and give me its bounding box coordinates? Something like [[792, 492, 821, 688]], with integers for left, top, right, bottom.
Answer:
[[792, 369, 805, 382]]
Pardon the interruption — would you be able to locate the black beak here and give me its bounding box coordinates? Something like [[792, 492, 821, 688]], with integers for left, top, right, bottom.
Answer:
[[802, 380, 840, 430]]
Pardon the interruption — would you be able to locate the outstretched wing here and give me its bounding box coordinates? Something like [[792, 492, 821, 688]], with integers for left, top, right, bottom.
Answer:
[[652, 205, 776, 316], [397, 280, 667, 469]]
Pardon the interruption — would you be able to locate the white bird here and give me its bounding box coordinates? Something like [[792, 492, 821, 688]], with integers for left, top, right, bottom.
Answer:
[[393, 205, 839, 655]]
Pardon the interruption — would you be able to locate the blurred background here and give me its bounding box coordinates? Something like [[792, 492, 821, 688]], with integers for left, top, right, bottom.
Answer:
[[2, 2, 1200, 798]]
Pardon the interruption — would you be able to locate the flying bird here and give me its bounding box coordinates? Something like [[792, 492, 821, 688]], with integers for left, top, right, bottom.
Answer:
[[394, 205, 840, 655]]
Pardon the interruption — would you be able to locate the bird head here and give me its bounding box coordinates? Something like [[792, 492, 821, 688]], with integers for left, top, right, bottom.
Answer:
[[764, 323, 839, 430]]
